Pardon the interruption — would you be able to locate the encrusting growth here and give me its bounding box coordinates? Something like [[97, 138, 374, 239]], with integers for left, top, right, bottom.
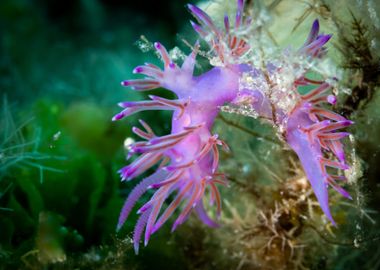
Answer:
[[113, 0, 353, 253]]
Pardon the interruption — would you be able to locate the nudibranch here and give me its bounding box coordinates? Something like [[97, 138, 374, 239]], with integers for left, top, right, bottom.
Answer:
[[113, 0, 352, 253]]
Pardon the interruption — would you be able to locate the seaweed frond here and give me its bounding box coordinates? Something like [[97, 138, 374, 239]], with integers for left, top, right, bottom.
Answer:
[[0, 96, 65, 182], [338, 10, 380, 116]]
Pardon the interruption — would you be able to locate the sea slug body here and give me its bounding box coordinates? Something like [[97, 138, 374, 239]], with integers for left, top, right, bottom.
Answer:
[[113, 0, 353, 253]]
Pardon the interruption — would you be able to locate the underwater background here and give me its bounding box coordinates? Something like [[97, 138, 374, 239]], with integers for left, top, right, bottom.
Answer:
[[1, 0, 380, 269]]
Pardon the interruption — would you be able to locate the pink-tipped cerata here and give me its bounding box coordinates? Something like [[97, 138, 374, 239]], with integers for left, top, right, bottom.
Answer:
[[113, 0, 353, 253]]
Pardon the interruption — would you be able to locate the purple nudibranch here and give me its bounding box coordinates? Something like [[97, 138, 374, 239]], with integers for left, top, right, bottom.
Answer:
[[113, 0, 353, 253]]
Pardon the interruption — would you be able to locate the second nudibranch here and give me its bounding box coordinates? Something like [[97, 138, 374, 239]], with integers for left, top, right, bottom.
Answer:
[[114, 42, 250, 253]]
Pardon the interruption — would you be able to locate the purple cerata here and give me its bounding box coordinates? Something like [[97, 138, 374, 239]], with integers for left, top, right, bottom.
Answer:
[[113, 0, 353, 253]]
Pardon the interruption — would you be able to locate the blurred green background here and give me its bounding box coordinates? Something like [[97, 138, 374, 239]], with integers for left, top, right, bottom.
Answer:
[[0, 0, 193, 269]]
